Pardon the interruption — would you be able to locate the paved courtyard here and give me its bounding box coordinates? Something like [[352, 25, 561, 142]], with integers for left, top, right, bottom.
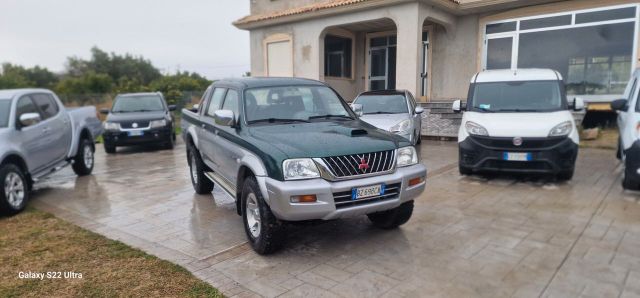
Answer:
[[28, 140, 640, 297]]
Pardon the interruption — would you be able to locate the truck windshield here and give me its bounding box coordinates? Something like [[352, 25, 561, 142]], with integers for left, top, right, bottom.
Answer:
[[470, 81, 565, 112], [112, 96, 164, 113], [0, 99, 10, 128], [355, 95, 408, 114], [244, 86, 354, 124]]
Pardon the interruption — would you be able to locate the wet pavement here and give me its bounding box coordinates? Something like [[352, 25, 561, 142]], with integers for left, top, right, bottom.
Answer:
[[29, 139, 640, 297]]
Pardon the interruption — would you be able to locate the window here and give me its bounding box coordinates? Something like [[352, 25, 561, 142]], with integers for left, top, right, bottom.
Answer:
[[32, 94, 59, 119], [112, 95, 164, 113], [206, 88, 227, 117], [265, 35, 293, 77], [16, 96, 40, 123], [222, 89, 239, 118], [484, 5, 638, 95], [355, 95, 409, 114], [324, 35, 352, 78], [0, 99, 11, 128], [470, 81, 564, 112]]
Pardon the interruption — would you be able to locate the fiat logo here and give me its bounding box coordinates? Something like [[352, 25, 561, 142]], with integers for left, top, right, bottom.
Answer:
[[513, 137, 523, 146], [132, 123, 138, 128]]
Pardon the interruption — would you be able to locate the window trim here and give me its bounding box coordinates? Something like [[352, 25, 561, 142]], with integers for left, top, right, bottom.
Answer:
[[323, 31, 355, 81], [481, 3, 639, 96], [31, 93, 60, 120]]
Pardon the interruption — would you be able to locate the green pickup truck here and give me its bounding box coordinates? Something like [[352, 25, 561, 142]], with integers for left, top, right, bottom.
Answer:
[[181, 77, 427, 254]]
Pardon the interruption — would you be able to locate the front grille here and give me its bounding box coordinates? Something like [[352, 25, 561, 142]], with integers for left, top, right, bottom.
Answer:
[[119, 120, 150, 129], [333, 182, 401, 209], [321, 150, 395, 178], [471, 136, 567, 150]]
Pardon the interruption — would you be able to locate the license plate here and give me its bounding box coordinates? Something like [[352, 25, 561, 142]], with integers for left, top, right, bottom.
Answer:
[[352, 184, 385, 200], [503, 152, 532, 161], [128, 131, 144, 137]]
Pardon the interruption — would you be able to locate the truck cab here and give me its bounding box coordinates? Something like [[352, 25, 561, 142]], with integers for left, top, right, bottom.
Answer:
[[453, 69, 584, 180]]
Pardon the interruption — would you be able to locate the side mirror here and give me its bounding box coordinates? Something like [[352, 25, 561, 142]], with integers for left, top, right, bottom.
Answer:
[[351, 103, 363, 116], [168, 105, 177, 111], [414, 106, 424, 115], [19, 113, 41, 127], [573, 97, 585, 111], [214, 110, 235, 127], [452, 100, 463, 113], [611, 98, 628, 112], [189, 104, 199, 113], [100, 108, 110, 115]]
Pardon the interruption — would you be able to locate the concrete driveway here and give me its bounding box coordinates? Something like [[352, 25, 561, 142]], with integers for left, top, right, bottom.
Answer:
[[30, 140, 640, 297]]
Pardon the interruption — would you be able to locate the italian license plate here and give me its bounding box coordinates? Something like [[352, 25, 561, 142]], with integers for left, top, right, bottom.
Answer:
[[503, 152, 532, 161], [128, 131, 144, 137], [352, 184, 385, 200]]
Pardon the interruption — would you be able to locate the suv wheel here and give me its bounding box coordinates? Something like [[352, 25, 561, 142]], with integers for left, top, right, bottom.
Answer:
[[242, 176, 285, 254], [165, 132, 175, 150], [72, 138, 94, 176], [0, 164, 29, 215], [188, 146, 213, 194], [367, 200, 414, 229]]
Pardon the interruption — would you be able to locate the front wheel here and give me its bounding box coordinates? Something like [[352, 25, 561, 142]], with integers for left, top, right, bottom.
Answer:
[[164, 132, 175, 150], [72, 138, 94, 176], [188, 146, 213, 194], [367, 200, 414, 229], [242, 176, 285, 254], [0, 164, 29, 215]]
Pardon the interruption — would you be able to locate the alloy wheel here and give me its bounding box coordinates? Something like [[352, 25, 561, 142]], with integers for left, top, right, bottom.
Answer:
[[4, 172, 25, 208], [245, 193, 261, 238]]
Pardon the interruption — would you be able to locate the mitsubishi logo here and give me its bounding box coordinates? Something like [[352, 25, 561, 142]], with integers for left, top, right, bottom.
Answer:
[[358, 157, 369, 172]]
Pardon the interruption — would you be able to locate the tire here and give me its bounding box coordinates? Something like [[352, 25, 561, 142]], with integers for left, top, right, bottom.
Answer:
[[367, 200, 414, 229], [164, 132, 175, 150], [188, 146, 213, 194], [459, 164, 472, 176], [72, 138, 94, 176], [617, 137, 623, 160], [0, 164, 29, 215], [622, 164, 640, 190], [242, 176, 285, 254], [104, 142, 116, 154], [557, 169, 574, 181]]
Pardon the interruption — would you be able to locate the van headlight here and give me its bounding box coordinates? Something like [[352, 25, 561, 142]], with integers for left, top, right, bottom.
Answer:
[[396, 146, 418, 167], [283, 158, 320, 180], [390, 119, 411, 133], [549, 121, 572, 137], [465, 121, 488, 136], [103, 122, 119, 131], [150, 119, 167, 128]]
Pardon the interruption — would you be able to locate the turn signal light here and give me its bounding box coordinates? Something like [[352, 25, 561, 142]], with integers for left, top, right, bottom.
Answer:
[[409, 176, 425, 187], [290, 195, 317, 203]]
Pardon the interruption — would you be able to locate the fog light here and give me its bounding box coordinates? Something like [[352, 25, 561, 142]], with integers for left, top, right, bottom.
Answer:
[[409, 176, 425, 187], [290, 195, 317, 203]]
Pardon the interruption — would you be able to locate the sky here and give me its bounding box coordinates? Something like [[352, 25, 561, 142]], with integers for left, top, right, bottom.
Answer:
[[0, 0, 250, 80]]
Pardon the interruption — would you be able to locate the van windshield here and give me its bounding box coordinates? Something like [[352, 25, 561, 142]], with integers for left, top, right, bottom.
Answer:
[[470, 81, 565, 112], [0, 99, 10, 128]]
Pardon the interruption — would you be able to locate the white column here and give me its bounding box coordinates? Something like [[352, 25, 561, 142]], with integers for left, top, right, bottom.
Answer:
[[394, 4, 422, 97]]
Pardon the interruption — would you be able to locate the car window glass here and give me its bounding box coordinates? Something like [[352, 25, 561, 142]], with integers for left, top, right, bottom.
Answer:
[[0, 99, 11, 128], [222, 89, 239, 118], [206, 88, 226, 117], [112, 95, 164, 113], [16, 96, 40, 123], [198, 87, 212, 114], [32, 94, 59, 119], [356, 95, 408, 114]]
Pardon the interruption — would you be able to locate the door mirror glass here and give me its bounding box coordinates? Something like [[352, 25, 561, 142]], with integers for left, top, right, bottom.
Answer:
[[572, 97, 585, 111], [350, 103, 363, 116], [452, 100, 462, 113], [190, 104, 199, 113], [19, 113, 41, 127], [414, 106, 424, 115], [611, 98, 628, 112], [214, 110, 235, 127], [100, 108, 110, 115], [168, 105, 177, 111]]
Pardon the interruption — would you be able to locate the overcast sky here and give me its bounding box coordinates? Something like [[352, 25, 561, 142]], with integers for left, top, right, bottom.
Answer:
[[0, 0, 250, 80]]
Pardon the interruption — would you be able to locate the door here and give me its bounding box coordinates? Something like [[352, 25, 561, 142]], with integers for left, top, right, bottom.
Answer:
[[32, 94, 72, 162], [368, 35, 397, 91], [15, 95, 50, 172], [216, 89, 241, 186], [199, 87, 227, 171]]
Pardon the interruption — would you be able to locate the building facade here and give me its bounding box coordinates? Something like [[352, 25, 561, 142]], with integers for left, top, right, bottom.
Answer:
[[235, 0, 640, 136]]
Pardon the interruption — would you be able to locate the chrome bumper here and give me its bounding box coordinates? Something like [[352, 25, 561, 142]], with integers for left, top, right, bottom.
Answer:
[[257, 164, 426, 221]]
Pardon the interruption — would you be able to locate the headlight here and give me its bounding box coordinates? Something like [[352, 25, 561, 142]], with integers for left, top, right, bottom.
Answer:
[[465, 121, 488, 136], [283, 158, 320, 180], [150, 119, 167, 128], [549, 121, 572, 137], [390, 119, 411, 133], [396, 146, 418, 167], [103, 122, 119, 131]]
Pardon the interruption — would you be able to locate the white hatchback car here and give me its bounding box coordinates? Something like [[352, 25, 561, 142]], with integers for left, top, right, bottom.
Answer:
[[612, 68, 640, 190], [453, 69, 584, 180]]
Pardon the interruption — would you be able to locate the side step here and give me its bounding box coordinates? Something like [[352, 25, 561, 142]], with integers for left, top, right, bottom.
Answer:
[[204, 171, 237, 198]]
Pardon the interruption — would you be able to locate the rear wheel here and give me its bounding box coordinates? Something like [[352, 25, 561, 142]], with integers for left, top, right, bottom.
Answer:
[[188, 146, 213, 194], [367, 200, 414, 229], [0, 164, 29, 215], [242, 176, 285, 254], [72, 138, 94, 176]]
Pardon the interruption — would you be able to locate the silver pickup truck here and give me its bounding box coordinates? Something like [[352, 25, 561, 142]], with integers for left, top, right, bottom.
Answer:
[[0, 89, 103, 215]]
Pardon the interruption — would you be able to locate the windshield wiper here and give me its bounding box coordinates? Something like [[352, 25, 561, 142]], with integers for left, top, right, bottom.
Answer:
[[248, 118, 310, 124], [308, 114, 354, 120], [363, 111, 397, 115]]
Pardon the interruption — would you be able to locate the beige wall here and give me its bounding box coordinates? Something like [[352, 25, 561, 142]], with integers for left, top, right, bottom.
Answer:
[[250, 0, 325, 15]]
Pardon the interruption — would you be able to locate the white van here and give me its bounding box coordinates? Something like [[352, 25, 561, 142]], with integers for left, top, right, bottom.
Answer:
[[453, 69, 584, 180], [612, 68, 640, 190]]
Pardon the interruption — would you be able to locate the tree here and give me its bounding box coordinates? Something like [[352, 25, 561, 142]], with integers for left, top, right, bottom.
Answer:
[[0, 63, 58, 89], [148, 71, 212, 105]]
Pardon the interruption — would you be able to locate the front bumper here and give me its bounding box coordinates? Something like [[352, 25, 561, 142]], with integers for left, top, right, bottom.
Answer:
[[103, 127, 173, 146], [459, 136, 578, 173], [257, 164, 427, 221]]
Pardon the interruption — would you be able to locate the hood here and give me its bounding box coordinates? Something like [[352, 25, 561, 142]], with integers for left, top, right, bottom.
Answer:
[[106, 111, 167, 122], [465, 111, 574, 138], [359, 113, 410, 131], [247, 120, 409, 159]]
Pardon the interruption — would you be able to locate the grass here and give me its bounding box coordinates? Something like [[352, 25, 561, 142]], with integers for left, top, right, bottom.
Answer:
[[579, 127, 618, 150], [0, 208, 222, 297]]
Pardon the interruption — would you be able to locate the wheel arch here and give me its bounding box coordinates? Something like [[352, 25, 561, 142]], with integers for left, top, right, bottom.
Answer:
[[1, 153, 32, 189], [236, 166, 255, 215]]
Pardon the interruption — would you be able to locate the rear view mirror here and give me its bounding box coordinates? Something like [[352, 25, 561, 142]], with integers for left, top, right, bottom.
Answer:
[[611, 98, 628, 112], [572, 97, 585, 111], [189, 104, 199, 113], [100, 108, 110, 115], [414, 106, 424, 115], [351, 103, 363, 116], [168, 105, 177, 111], [19, 113, 41, 127], [214, 110, 235, 127], [452, 100, 464, 113]]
